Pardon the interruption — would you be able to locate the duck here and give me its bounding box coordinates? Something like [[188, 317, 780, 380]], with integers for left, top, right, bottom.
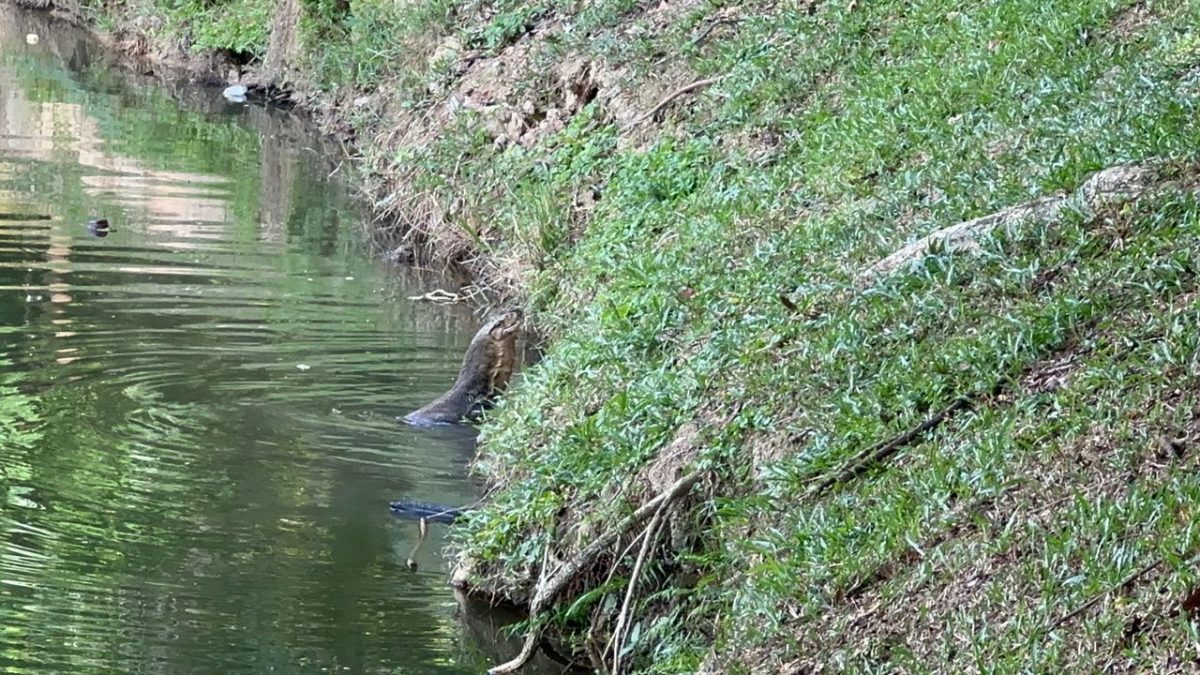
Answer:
[[86, 218, 111, 237]]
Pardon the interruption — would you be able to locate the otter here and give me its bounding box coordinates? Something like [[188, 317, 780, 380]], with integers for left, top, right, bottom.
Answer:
[[402, 309, 522, 426]]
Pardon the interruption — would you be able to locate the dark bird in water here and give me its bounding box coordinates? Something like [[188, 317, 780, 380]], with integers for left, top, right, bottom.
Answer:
[[86, 218, 111, 237], [389, 499, 464, 524], [390, 499, 466, 571]]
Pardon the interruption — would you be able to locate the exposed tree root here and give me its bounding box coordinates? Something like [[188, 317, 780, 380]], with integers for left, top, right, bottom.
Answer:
[[610, 498, 670, 673], [488, 470, 704, 674]]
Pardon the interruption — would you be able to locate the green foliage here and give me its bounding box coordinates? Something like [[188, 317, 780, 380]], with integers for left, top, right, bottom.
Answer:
[[183, 0, 273, 56], [449, 0, 1200, 671], [301, 0, 457, 92], [149, 0, 272, 55], [76, 0, 1200, 667], [469, 4, 547, 52]]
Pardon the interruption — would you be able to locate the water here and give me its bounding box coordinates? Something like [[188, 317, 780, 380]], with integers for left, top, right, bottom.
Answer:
[[0, 9, 540, 674]]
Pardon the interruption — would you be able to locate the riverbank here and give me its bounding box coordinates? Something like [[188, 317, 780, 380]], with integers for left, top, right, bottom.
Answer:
[[15, 0, 1200, 671]]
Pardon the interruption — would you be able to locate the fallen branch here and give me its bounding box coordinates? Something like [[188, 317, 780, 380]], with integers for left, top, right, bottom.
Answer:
[[1044, 557, 1163, 632], [629, 77, 726, 128], [808, 396, 974, 497], [406, 285, 484, 304], [857, 163, 1163, 286], [488, 470, 704, 674]]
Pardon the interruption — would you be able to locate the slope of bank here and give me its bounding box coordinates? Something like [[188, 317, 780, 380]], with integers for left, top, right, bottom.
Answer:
[[17, 0, 1200, 671]]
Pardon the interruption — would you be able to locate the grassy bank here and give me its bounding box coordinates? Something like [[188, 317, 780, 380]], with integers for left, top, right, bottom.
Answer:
[[26, 0, 1200, 670]]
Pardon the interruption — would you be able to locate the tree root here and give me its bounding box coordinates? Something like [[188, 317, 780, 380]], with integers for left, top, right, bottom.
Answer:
[[609, 496, 670, 673], [488, 470, 704, 675]]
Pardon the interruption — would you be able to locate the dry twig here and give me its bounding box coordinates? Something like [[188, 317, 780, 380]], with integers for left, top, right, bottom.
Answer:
[[628, 77, 726, 128], [406, 285, 484, 304], [1044, 558, 1164, 632]]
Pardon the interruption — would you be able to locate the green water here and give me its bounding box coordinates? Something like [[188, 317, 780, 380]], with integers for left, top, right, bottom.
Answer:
[[0, 8, 534, 674]]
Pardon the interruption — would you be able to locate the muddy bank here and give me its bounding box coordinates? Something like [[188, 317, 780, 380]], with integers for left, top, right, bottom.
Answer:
[[2, 0, 716, 303], [9, 0, 251, 86]]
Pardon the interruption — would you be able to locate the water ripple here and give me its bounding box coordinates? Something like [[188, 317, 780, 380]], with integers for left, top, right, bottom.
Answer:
[[0, 8, 525, 674]]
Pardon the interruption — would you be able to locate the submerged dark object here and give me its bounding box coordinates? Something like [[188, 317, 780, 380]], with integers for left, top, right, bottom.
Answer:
[[86, 218, 111, 237], [403, 309, 522, 425], [0, 212, 51, 221], [389, 499, 464, 524], [391, 499, 467, 571]]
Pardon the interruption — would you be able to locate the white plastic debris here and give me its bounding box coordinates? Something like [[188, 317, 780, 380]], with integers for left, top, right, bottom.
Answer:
[[222, 84, 248, 103]]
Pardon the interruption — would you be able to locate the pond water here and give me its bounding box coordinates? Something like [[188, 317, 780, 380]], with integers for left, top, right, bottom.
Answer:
[[0, 8, 537, 674]]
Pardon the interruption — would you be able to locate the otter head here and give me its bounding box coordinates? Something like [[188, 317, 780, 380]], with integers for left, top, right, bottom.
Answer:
[[483, 309, 522, 394], [404, 308, 524, 426], [484, 309, 522, 341]]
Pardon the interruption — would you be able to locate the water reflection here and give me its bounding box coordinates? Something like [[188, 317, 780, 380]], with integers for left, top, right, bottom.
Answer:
[[0, 7, 529, 674]]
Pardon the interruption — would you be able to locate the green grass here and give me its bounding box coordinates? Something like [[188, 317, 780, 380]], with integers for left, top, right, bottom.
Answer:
[[75, 0, 1200, 669], [450, 0, 1200, 670]]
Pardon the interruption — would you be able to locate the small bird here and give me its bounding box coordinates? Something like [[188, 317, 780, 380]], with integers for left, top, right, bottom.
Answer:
[[86, 218, 112, 237]]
